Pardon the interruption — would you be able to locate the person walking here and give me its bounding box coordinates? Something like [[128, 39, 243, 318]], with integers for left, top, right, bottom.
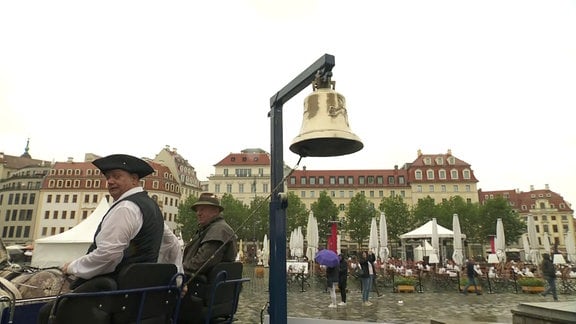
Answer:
[[462, 259, 481, 295], [359, 250, 376, 306], [326, 265, 339, 308], [337, 254, 348, 306], [540, 253, 558, 301]]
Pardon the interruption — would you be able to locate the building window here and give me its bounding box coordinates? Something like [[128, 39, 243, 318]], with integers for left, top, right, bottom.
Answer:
[[439, 169, 446, 179], [451, 169, 459, 179], [367, 176, 374, 184], [441, 185, 446, 192], [340, 191, 345, 198], [417, 185, 422, 192], [290, 177, 296, 185], [226, 184, 232, 193], [463, 169, 471, 179], [239, 183, 244, 193], [415, 170, 422, 180], [310, 191, 315, 198], [310, 177, 316, 185], [359, 176, 365, 185], [301, 191, 306, 198], [398, 176, 405, 184], [388, 176, 395, 184], [465, 185, 471, 192], [330, 177, 336, 185], [215, 184, 220, 193], [428, 185, 434, 192], [318, 177, 325, 185], [453, 185, 459, 192], [347, 176, 354, 185], [427, 170, 434, 180]]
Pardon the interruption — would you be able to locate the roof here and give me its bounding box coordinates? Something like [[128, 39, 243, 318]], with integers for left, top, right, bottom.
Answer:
[[34, 197, 109, 244], [400, 219, 466, 239]]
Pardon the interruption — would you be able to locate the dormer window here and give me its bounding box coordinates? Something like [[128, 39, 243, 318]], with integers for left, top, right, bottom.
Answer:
[[415, 170, 423, 180], [424, 158, 432, 165]]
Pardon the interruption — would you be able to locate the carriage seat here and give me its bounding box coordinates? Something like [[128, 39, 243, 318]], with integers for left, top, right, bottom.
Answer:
[[49, 263, 182, 324], [178, 262, 249, 324]]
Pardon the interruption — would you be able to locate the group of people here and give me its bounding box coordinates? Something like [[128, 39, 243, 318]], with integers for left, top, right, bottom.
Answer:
[[325, 250, 379, 308], [38, 154, 237, 324]]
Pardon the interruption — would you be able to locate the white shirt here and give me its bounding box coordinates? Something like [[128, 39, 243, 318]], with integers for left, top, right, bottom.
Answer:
[[67, 187, 183, 279]]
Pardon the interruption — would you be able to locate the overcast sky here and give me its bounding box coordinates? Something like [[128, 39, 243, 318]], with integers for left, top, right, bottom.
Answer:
[[1, 1, 575, 209]]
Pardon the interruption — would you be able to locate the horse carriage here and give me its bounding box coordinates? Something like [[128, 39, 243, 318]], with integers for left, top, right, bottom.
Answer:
[[0, 262, 248, 324]]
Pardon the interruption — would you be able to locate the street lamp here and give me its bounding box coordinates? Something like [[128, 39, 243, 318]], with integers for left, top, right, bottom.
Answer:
[[268, 53, 363, 323]]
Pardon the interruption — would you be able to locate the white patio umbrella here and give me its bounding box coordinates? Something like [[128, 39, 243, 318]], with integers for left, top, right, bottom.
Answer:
[[379, 212, 389, 263], [543, 232, 551, 255], [565, 230, 576, 263], [495, 218, 506, 263], [295, 226, 304, 257], [262, 234, 269, 267], [452, 214, 464, 266], [527, 215, 540, 265], [430, 218, 439, 263], [368, 217, 379, 255], [522, 233, 531, 262], [289, 229, 296, 258], [306, 211, 319, 261]]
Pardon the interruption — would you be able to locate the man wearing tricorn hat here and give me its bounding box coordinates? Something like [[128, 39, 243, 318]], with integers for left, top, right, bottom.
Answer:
[[179, 193, 237, 322], [39, 154, 181, 323]]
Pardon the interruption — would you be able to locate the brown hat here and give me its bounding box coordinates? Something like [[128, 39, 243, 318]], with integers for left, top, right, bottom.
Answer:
[[191, 193, 224, 212], [92, 154, 154, 179]]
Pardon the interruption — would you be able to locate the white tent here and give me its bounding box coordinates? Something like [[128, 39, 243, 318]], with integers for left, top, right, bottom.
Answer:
[[31, 198, 110, 267], [400, 220, 464, 240], [414, 240, 435, 262]]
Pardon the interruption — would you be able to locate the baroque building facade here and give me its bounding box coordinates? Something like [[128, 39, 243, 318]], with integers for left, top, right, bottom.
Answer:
[[479, 185, 575, 253], [0, 147, 186, 245]]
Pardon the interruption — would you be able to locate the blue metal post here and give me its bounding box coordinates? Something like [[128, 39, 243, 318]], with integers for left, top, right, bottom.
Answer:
[[268, 54, 335, 324]]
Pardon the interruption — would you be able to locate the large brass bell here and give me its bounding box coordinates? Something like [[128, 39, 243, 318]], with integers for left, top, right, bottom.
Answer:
[[290, 80, 363, 157]]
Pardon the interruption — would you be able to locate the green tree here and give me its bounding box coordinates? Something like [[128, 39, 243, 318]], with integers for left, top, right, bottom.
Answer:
[[286, 191, 308, 234], [378, 195, 413, 243], [344, 193, 377, 247], [477, 197, 525, 245], [412, 196, 439, 226], [219, 193, 250, 240], [435, 196, 478, 229], [310, 191, 339, 247], [176, 195, 199, 242], [248, 196, 270, 242]]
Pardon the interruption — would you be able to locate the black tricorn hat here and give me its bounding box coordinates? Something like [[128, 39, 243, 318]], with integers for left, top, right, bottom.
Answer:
[[92, 154, 154, 179], [191, 193, 224, 212]]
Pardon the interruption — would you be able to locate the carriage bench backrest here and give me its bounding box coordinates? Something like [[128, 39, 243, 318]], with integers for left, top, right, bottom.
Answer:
[[50, 263, 181, 324]]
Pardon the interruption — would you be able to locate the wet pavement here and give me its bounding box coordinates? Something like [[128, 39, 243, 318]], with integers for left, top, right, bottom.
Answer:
[[235, 265, 576, 323]]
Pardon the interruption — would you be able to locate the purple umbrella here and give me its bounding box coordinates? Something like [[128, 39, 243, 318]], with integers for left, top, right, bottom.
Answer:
[[315, 249, 339, 268]]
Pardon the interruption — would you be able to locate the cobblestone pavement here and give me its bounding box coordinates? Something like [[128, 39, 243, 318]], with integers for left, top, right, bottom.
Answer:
[[235, 267, 576, 323]]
